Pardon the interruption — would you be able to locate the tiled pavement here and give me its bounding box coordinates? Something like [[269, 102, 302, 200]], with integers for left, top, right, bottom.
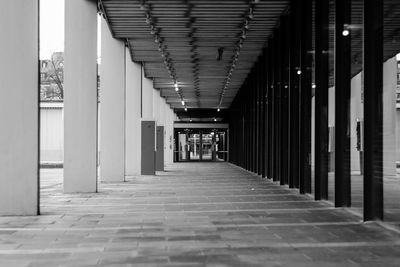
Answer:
[[0, 163, 400, 266]]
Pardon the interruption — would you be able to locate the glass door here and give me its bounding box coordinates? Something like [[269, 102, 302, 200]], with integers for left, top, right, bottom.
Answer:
[[188, 133, 201, 160], [201, 132, 214, 161]]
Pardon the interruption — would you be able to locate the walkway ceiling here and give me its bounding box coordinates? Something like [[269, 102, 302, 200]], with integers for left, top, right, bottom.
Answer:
[[99, 0, 400, 121], [99, 0, 289, 120], [328, 0, 400, 85]]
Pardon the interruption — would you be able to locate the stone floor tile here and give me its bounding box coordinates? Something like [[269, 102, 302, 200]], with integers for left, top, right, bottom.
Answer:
[[0, 163, 399, 266]]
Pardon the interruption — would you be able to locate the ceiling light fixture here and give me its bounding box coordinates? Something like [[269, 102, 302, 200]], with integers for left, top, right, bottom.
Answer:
[[248, 7, 254, 19], [342, 24, 350, 36], [217, 108, 220, 112], [140, 0, 184, 108], [217, 4, 255, 109]]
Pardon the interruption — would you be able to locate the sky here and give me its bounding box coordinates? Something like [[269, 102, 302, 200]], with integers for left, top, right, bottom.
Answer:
[[40, 0, 101, 60], [40, 0, 64, 59]]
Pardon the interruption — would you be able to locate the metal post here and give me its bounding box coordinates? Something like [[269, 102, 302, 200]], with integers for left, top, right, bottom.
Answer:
[[280, 15, 290, 185], [262, 49, 268, 178], [289, 0, 301, 189], [363, 0, 383, 220], [334, 0, 351, 207], [269, 39, 275, 180], [273, 28, 281, 182], [314, 0, 329, 200], [299, 0, 312, 194]]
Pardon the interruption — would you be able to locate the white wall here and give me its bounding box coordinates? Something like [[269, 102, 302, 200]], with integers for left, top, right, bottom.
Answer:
[[350, 72, 363, 172], [382, 57, 397, 177], [40, 103, 64, 162], [328, 56, 398, 176], [0, 0, 39, 215]]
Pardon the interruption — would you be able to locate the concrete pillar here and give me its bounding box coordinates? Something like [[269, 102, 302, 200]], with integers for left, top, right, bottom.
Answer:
[[0, 0, 39, 215], [142, 72, 153, 119], [125, 49, 142, 176], [153, 90, 160, 122], [164, 106, 175, 165], [64, 0, 98, 193], [100, 18, 125, 182]]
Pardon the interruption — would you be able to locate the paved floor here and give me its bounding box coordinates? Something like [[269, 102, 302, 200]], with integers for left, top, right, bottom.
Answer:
[[1, 163, 400, 266]]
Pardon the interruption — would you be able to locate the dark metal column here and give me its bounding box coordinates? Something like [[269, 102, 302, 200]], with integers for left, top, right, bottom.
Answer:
[[363, 0, 383, 220], [273, 29, 281, 182], [334, 0, 351, 207], [253, 71, 258, 173], [314, 0, 329, 200], [299, 0, 312, 194], [262, 49, 268, 178], [268, 39, 275, 180], [289, 0, 301, 189], [258, 60, 263, 176], [280, 15, 290, 185]]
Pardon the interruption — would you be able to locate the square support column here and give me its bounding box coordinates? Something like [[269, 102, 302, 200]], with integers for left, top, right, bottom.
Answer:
[[314, 0, 330, 200], [363, 0, 383, 221], [125, 51, 142, 176], [334, 0, 351, 207], [289, 0, 301, 189], [299, 0, 312, 194], [0, 0, 39, 215], [267, 41, 275, 180], [64, 0, 98, 193], [273, 28, 281, 182], [262, 49, 268, 178], [280, 16, 290, 186], [100, 18, 126, 182]]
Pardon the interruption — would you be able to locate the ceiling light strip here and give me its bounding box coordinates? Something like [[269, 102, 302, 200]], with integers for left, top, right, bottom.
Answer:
[[217, 4, 255, 109], [139, 0, 186, 109]]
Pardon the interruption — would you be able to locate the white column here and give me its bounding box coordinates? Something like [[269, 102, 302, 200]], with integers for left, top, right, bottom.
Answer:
[[125, 49, 142, 176], [164, 104, 174, 165], [100, 18, 125, 182], [153, 89, 160, 122], [142, 71, 154, 119], [64, 0, 98, 193], [0, 0, 39, 215]]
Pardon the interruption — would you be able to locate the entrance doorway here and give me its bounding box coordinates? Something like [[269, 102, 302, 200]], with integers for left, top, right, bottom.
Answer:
[[174, 129, 228, 162]]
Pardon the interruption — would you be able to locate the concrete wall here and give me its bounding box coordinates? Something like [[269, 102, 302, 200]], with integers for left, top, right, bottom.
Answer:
[[382, 57, 397, 177], [326, 56, 398, 176]]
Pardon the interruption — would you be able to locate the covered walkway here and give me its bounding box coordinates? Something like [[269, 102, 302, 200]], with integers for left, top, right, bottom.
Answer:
[[1, 163, 400, 266]]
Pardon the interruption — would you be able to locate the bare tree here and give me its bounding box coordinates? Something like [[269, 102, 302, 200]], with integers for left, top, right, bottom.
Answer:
[[47, 52, 64, 99]]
